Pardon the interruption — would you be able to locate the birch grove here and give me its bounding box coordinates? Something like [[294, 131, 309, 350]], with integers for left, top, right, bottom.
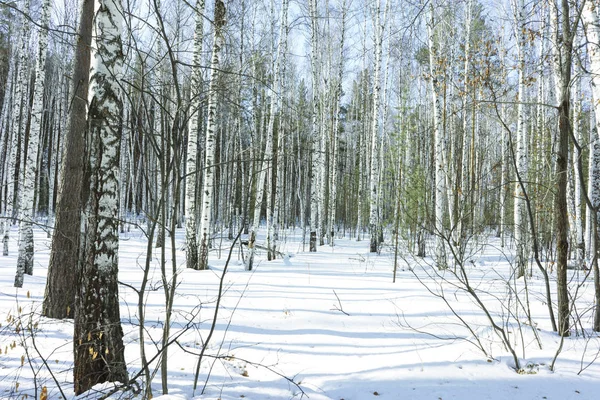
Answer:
[[3, 0, 600, 393]]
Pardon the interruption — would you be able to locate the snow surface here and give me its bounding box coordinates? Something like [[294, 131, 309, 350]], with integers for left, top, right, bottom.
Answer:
[[1, 226, 599, 399]]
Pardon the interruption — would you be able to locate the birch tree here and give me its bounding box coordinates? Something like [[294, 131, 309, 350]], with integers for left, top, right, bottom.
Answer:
[[309, 0, 320, 252], [14, 0, 51, 287], [459, 0, 473, 240], [198, 0, 226, 270], [73, 0, 128, 392], [368, 0, 387, 253], [582, 0, 600, 331], [185, 0, 206, 269], [512, 0, 528, 278], [266, 0, 289, 262], [327, 0, 347, 246], [427, 2, 447, 270], [3, 0, 30, 257]]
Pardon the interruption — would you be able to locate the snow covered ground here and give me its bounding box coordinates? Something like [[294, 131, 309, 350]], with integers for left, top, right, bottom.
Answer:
[[1, 226, 599, 399]]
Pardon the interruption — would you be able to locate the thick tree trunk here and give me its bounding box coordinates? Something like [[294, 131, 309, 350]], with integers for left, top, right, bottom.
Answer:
[[43, 0, 94, 319], [73, 0, 128, 393]]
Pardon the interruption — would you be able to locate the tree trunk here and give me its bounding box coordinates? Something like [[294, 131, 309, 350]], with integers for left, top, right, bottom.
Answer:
[[15, 0, 51, 287], [185, 0, 205, 269], [550, 0, 574, 337], [427, 3, 447, 270], [582, 0, 600, 331], [3, 0, 31, 257], [309, 0, 319, 252], [198, 0, 226, 270], [512, 0, 528, 279], [73, 0, 128, 393], [368, 0, 386, 253], [43, 0, 94, 319]]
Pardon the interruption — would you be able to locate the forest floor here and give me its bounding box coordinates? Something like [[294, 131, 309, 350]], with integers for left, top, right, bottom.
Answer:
[[1, 226, 600, 399]]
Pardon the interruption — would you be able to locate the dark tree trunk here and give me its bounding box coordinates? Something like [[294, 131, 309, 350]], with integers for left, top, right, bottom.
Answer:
[[556, 98, 570, 337], [42, 0, 94, 319]]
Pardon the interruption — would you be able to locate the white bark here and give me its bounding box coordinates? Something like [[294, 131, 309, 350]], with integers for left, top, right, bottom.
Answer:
[[586, 114, 600, 260], [512, 0, 528, 278], [459, 0, 473, 239], [327, 0, 347, 247], [583, 0, 600, 263], [84, 0, 124, 273], [74, 0, 128, 388], [0, 54, 16, 250], [309, 0, 319, 252], [268, 0, 290, 259], [15, 0, 51, 287], [427, 3, 447, 269], [198, 0, 226, 270], [185, 0, 206, 269], [368, 0, 387, 253], [3, 0, 31, 257], [568, 76, 584, 265]]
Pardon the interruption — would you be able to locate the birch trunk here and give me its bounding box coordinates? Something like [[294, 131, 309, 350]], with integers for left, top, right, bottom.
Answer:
[[368, 0, 386, 253], [0, 51, 16, 231], [14, 0, 51, 287], [269, 0, 290, 259], [328, 0, 347, 247], [198, 0, 226, 270], [73, 0, 128, 392], [427, 3, 447, 270], [568, 76, 584, 265], [582, 0, 600, 331], [185, 0, 205, 269], [309, 0, 319, 252], [3, 0, 30, 257], [459, 0, 473, 239], [512, 0, 529, 279]]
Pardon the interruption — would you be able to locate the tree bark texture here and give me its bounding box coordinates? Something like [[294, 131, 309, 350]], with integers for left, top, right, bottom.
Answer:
[[73, 0, 128, 393], [44, 0, 94, 319]]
